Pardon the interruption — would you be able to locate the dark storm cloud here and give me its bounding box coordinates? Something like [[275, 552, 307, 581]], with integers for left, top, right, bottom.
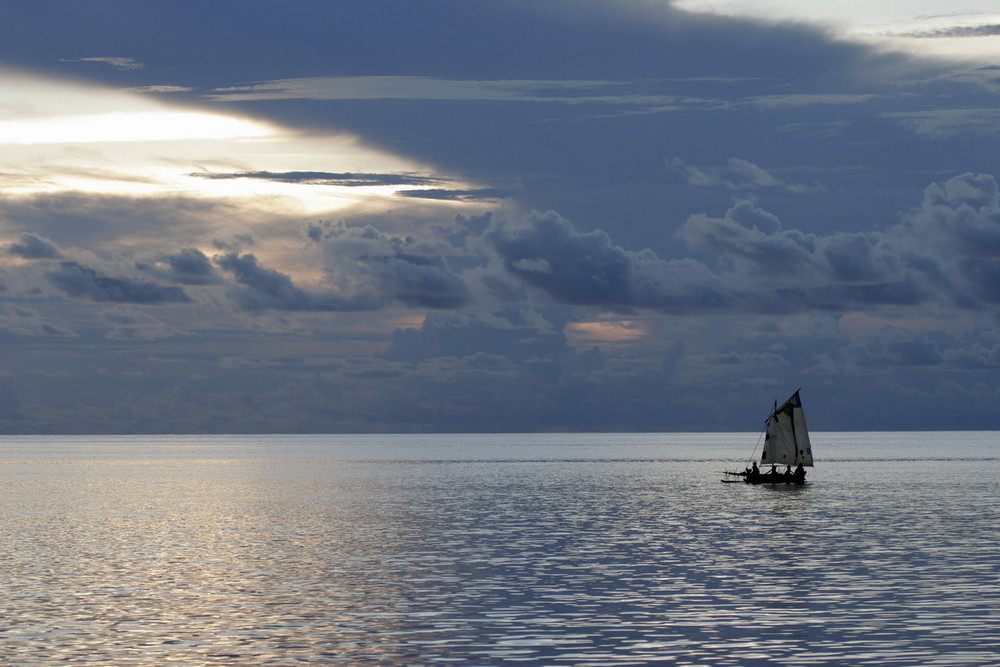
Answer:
[[191, 171, 447, 188], [47, 262, 192, 304], [6, 233, 62, 259]]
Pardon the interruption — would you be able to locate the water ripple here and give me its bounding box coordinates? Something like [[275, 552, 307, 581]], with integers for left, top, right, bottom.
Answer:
[[0, 434, 998, 665]]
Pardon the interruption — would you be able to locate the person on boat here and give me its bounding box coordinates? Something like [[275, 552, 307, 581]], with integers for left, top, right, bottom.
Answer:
[[746, 461, 759, 482], [783, 465, 792, 481], [794, 463, 806, 482]]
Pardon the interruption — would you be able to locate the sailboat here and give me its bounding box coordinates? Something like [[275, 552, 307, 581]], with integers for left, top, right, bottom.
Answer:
[[722, 389, 813, 485]]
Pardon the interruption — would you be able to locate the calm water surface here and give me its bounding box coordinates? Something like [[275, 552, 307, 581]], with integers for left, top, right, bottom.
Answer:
[[1, 432, 998, 665]]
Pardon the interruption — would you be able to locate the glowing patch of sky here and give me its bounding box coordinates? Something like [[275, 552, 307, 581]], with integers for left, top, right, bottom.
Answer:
[[565, 320, 649, 345], [0, 69, 459, 214], [673, 0, 1000, 61]]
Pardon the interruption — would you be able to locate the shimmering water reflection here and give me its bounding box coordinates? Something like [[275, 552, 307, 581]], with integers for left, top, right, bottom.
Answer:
[[1, 432, 998, 665]]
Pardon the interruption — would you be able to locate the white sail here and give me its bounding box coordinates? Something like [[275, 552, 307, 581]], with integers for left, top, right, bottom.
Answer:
[[759, 390, 813, 467]]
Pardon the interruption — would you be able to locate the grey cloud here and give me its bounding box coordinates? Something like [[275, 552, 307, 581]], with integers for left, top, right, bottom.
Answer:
[[0, 379, 21, 421], [679, 201, 817, 278], [487, 210, 733, 312], [483, 198, 942, 316], [0, 191, 243, 254], [100, 307, 178, 340], [396, 188, 512, 202], [913, 173, 1000, 255], [61, 56, 144, 70], [307, 222, 471, 310], [0, 303, 76, 338], [374, 255, 470, 309], [208, 76, 682, 104], [897, 24, 1000, 39], [666, 157, 822, 194], [211, 233, 258, 253], [822, 234, 886, 282], [887, 172, 1000, 305], [385, 312, 569, 364], [214, 249, 467, 312], [7, 233, 62, 260], [839, 329, 947, 370], [136, 248, 219, 285], [886, 109, 1000, 138], [214, 252, 371, 311], [47, 262, 192, 304]]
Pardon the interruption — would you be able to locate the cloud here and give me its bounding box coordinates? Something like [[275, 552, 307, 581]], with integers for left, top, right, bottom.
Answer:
[[127, 85, 194, 94], [135, 248, 220, 285], [6, 232, 63, 259], [60, 56, 145, 70], [396, 188, 512, 202], [6, 0, 1000, 433], [306, 221, 472, 310], [888, 172, 1000, 305], [886, 109, 1000, 138], [666, 157, 823, 193], [100, 307, 179, 340], [385, 312, 569, 364], [679, 201, 818, 278], [487, 210, 732, 312], [208, 76, 683, 104], [0, 303, 76, 338], [214, 246, 469, 313], [47, 261, 192, 304], [214, 252, 367, 311], [0, 378, 21, 421], [892, 24, 1000, 39]]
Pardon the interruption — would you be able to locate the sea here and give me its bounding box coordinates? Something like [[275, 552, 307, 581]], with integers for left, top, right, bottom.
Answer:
[[0, 432, 997, 666]]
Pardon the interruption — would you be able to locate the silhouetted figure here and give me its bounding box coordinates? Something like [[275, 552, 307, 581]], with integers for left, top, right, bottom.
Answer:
[[794, 463, 806, 483]]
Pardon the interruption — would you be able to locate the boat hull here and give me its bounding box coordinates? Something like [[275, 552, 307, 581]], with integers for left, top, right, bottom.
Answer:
[[722, 471, 806, 485]]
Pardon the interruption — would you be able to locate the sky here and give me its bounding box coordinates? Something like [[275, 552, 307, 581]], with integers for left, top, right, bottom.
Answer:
[[2, 0, 1000, 434]]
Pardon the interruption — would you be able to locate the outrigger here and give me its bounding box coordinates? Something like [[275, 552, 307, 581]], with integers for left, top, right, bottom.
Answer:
[[722, 389, 813, 485]]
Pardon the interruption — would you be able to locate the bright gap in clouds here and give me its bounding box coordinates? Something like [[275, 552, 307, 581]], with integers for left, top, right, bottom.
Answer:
[[673, 0, 1000, 62], [0, 110, 272, 144], [0, 68, 455, 214]]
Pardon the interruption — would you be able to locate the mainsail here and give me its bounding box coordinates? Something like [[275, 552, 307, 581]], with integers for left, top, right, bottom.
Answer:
[[760, 389, 813, 467]]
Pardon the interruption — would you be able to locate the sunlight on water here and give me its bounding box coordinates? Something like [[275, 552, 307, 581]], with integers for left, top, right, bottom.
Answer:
[[1, 432, 998, 665]]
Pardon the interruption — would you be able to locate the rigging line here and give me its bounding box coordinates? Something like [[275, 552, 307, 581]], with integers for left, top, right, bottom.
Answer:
[[747, 425, 766, 467]]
